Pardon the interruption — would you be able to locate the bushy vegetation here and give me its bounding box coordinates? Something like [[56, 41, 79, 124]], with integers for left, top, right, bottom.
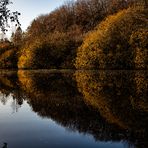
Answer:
[[75, 5, 148, 69], [0, 40, 18, 68], [18, 31, 81, 69], [130, 28, 148, 69], [0, 0, 147, 69]]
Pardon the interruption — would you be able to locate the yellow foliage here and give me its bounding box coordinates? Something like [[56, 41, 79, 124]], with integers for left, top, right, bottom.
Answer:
[[18, 44, 37, 69], [75, 6, 148, 69], [130, 28, 148, 69], [18, 31, 78, 69]]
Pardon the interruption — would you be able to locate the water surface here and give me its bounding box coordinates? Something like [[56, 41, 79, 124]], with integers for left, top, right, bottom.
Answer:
[[0, 70, 147, 148]]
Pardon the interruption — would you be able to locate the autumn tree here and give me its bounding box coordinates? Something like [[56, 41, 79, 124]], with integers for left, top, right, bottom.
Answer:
[[11, 26, 23, 47], [9, 0, 147, 69], [75, 5, 148, 69]]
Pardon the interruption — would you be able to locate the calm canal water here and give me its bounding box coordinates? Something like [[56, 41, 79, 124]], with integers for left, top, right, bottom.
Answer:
[[0, 70, 147, 148]]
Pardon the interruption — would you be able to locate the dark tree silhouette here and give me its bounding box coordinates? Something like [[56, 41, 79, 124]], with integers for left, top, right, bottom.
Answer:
[[0, 0, 20, 32]]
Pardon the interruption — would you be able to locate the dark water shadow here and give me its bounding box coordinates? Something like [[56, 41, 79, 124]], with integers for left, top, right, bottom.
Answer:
[[1, 143, 7, 148], [0, 70, 147, 148]]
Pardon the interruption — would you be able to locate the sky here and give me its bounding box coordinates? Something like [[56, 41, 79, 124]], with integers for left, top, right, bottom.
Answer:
[[5, 0, 66, 36]]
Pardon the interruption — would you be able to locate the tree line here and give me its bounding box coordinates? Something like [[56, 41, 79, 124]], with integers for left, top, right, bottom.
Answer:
[[0, 0, 147, 69]]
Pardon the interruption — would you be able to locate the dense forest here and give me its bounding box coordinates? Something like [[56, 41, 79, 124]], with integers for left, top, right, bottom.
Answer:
[[0, 0, 147, 69]]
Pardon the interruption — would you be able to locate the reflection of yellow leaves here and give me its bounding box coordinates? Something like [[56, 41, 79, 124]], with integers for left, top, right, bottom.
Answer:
[[130, 72, 148, 112], [135, 72, 146, 93], [0, 77, 14, 88], [18, 70, 35, 93], [130, 96, 148, 112], [75, 71, 148, 130], [75, 71, 128, 129], [134, 48, 147, 69]]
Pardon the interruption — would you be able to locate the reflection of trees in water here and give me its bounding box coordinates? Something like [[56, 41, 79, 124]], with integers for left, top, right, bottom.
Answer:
[[75, 70, 148, 148], [18, 71, 130, 141], [0, 93, 9, 105], [0, 71, 25, 109], [0, 70, 147, 148], [131, 71, 148, 112], [1, 142, 7, 148], [17, 70, 148, 147]]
